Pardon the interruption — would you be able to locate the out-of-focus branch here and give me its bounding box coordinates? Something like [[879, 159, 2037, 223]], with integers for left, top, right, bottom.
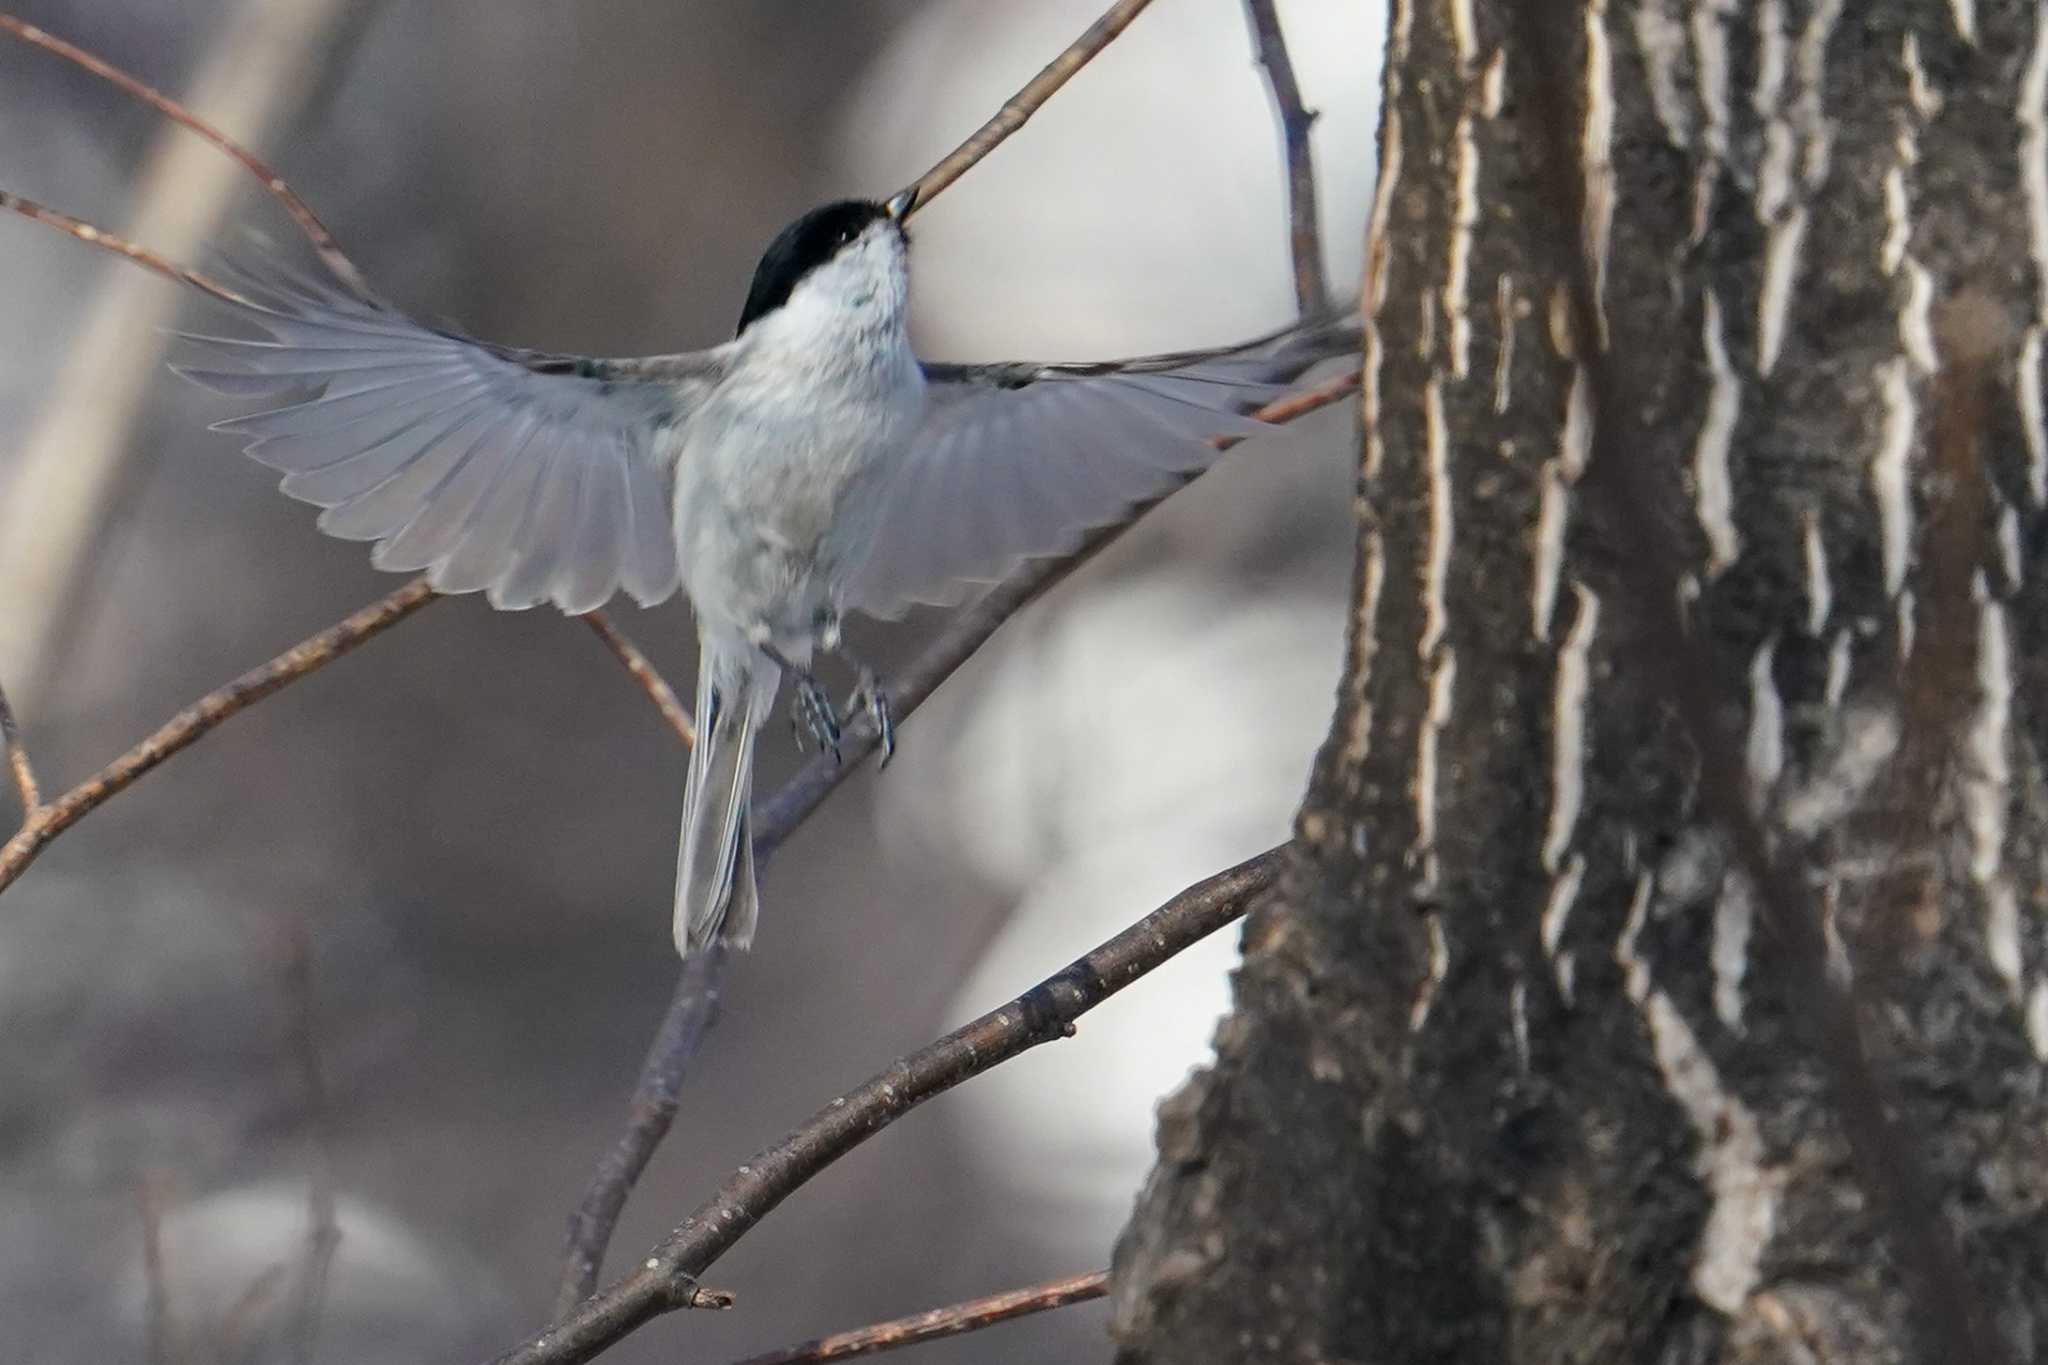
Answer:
[[0, 0, 374, 710], [277, 918, 340, 1365], [0, 678, 39, 813], [723, 1270, 1110, 1365], [1511, 7, 2000, 1362], [503, 846, 1284, 1365], [0, 12, 369, 296], [137, 1178, 174, 1365], [552, 367, 1360, 1307], [583, 613, 695, 749], [1242, 0, 1326, 314], [891, 0, 1158, 221], [0, 578, 437, 897]]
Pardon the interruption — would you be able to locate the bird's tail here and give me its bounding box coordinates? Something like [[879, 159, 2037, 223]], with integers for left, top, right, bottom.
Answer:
[[674, 642, 775, 957]]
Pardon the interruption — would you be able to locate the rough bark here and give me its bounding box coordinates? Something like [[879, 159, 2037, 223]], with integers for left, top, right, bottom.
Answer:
[[1113, 2, 2048, 1361]]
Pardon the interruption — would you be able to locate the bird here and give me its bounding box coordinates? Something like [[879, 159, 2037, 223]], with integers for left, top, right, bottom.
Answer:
[[171, 190, 1348, 958]]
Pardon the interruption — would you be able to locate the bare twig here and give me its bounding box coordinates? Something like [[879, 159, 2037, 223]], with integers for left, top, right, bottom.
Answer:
[[583, 613, 695, 749], [0, 578, 437, 897], [724, 1270, 1109, 1365], [1511, 8, 2000, 1362], [891, 0, 1159, 221], [1242, 0, 1327, 314], [553, 370, 1358, 1306], [0, 190, 245, 305], [0, 12, 369, 297], [503, 845, 1282, 1365], [0, 678, 39, 813], [554, 942, 728, 1319]]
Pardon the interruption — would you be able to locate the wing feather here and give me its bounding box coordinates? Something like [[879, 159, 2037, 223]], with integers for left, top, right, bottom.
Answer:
[[844, 319, 1352, 617], [178, 249, 730, 612]]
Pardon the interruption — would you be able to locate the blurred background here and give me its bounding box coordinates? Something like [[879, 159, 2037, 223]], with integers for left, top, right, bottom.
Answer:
[[0, 2, 1377, 1360]]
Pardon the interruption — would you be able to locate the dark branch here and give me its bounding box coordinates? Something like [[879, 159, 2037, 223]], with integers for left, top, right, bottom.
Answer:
[[554, 942, 728, 1319], [505, 845, 1285, 1365], [0, 13, 371, 297], [1510, 8, 2001, 1362], [722, 1270, 1109, 1365], [892, 0, 1159, 221], [0, 578, 438, 896], [1243, 0, 1327, 314]]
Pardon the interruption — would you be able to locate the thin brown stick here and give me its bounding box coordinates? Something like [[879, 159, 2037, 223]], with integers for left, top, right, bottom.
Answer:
[[891, 0, 1159, 221], [503, 846, 1283, 1365], [0, 678, 39, 812], [552, 369, 1358, 1308], [0, 12, 371, 297], [1243, 0, 1327, 314], [0, 189, 245, 305], [583, 612, 694, 749], [0, 578, 437, 897], [724, 1270, 1109, 1365]]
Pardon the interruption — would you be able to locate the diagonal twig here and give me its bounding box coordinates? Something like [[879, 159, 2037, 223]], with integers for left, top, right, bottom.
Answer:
[[1243, 0, 1327, 314], [0, 578, 437, 896], [723, 1269, 1109, 1365], [891, 0, 1160, 221], [583, 612, 695, 749], [554, 941, 727, 1319], [0, 189, 247, 305], [505, 845, 1284, 1365], [552, 370, 1359, 1310], [0, 11, 370, 297]]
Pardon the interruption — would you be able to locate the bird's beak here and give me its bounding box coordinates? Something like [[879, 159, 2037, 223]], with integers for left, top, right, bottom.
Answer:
[[883, 187, 917, 222]]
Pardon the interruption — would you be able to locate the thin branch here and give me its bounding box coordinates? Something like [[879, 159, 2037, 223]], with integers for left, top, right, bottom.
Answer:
[[0, 678, 39, 812], [0, 12, 371, 297], [0, 189, 246, 305], [583, 612, 695, 749], [723, 1270, 1109, 1365], [891, 0, 1159, 221], [502, 845, 1284, 1365], [554, 942, 727, 1319], [0, 578, 437, 897], [1511, 8, 2001, 1362], [552, 370, 1359, 1307], [1242, 0, 1327, 314]]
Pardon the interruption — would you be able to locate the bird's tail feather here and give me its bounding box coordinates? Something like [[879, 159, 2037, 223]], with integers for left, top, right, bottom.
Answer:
[[674, 644, 772, 957]]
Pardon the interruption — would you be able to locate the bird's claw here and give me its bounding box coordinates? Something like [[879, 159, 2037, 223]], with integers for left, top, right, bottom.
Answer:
[[850, 669, 894, 769], [789, 672, 842, 763]]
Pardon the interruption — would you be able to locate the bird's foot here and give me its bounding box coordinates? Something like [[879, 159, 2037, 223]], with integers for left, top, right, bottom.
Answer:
[[788, 672, 842, 763], [848, 668, 894, 768]]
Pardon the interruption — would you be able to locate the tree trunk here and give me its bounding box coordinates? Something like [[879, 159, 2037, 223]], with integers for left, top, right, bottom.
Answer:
[[1112, 2, 2048, 1360]]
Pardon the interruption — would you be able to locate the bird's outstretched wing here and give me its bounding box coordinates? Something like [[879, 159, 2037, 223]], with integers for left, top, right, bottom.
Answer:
[[175, 253, 730, 614], [844, 318, 1355, 618]]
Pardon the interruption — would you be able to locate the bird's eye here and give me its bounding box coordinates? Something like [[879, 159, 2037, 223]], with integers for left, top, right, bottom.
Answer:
[[838, 225, 860, 246]]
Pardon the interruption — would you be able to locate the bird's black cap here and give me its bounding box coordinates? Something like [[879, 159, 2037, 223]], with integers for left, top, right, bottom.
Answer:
[[737, 199, 897, 336]]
